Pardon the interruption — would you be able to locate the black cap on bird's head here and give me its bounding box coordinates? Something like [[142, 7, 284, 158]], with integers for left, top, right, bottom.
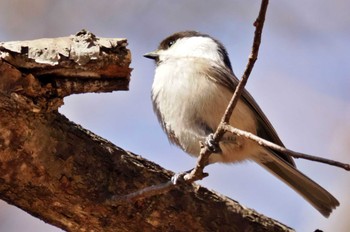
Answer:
[[144, 30, 232, 71]]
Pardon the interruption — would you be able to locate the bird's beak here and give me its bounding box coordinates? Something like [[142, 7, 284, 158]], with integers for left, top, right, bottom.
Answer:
[[143, 51, 159, 60]]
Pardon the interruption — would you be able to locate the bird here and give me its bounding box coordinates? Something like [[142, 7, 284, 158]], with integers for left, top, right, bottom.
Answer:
[[144, 30, 339, 217]]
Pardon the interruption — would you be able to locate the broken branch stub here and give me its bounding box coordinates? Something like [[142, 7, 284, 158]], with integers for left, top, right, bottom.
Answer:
[[0, 29, 131, 112]]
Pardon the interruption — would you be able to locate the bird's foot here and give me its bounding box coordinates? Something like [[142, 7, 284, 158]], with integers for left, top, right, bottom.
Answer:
[[205, 133, 221, 153], [171, 169, 193, 185]]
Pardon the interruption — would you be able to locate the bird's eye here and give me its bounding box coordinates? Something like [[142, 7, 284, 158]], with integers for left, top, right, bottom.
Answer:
[[168, 40, 175, 48]]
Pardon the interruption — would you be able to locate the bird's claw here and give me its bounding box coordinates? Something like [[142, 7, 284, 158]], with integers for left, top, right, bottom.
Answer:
[[205, 133, 221, 153], [171, 168, 195, 184], [171, 172, 186, 185]]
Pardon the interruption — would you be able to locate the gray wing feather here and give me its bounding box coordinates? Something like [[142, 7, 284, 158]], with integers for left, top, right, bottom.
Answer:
[[206, 63, 339, 216], [206, 63, 295, 166]]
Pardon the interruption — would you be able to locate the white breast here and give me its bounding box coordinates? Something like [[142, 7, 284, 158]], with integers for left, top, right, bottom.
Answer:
[[151, 57, 261, 163]]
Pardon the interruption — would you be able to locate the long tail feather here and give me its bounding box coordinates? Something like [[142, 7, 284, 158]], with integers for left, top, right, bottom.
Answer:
[[256, 149, 339, 217]]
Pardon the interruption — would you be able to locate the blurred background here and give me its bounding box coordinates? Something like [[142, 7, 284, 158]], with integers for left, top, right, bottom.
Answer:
[[0, 0, 349, 231]]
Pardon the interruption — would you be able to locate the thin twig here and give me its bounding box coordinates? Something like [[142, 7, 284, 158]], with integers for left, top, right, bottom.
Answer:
[[107, 0, 347, 205], [220, 1, 268, 126], [106, 180, 175, 204], [106, 0, 270, 202], [222, 124, 350, 171], [184, 0, 269, 182]]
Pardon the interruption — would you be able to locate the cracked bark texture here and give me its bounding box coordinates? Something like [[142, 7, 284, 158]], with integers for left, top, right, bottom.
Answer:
[[0, 31, 294, 232]]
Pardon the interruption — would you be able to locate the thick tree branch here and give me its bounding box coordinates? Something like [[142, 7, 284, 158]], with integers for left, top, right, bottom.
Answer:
[[0, 29, 131, 112], [0, 30, 293, 231]]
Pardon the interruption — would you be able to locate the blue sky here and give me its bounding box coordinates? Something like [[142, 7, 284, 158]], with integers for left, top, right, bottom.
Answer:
[[0, 1, 349, 231]]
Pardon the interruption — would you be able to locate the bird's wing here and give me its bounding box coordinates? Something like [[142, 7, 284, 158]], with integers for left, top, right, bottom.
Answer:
[[205, 61, 339, 217], [206, 62, 295, 166]]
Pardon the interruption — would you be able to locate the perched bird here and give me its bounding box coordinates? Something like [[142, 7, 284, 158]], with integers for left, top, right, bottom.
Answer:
[[144, 31, 339, 217]]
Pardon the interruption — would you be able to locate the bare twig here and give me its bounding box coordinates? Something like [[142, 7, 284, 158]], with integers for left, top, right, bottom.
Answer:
[[222, 124, 350, 171], [184, 0, 269, 182], [106, 1, 270, 202], [109, 0, 347, 206], [106, 181, 175, 204]]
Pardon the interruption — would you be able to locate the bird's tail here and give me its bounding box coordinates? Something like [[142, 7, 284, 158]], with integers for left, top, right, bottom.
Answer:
[[255, 149, 339, 217]]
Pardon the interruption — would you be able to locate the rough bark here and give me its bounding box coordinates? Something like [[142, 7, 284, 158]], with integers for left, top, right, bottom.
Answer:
[[0, 31, 294, 232]]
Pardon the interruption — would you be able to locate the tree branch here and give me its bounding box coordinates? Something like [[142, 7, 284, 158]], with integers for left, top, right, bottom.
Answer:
[[0, 29, 131, 112], [222, 124, 350, 171], [0, 30, 294, 231], [184, 0, 269, 182]]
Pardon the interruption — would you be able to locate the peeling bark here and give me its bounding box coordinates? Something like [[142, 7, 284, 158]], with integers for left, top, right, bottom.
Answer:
[[0, 31, 293, 232], [0, 29, 131, 112]]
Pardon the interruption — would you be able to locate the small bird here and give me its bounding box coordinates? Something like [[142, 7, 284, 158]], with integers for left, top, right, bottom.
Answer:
[[144, 31, 339, 217]]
